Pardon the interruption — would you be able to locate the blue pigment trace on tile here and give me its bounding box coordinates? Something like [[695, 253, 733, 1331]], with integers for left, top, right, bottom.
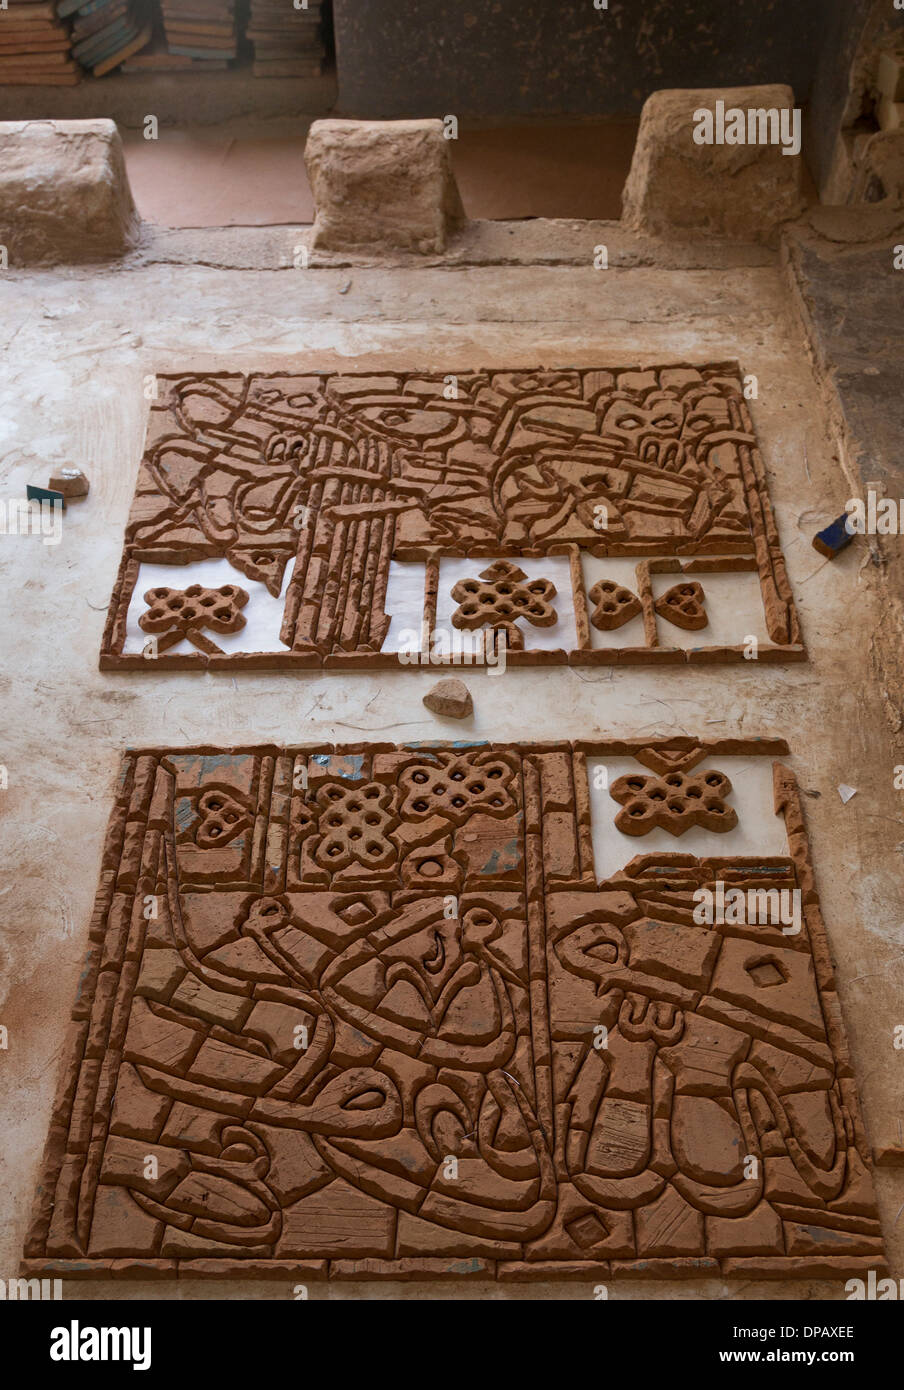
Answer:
[[404, 740, 489, 750], [309, 754, 366, 779]]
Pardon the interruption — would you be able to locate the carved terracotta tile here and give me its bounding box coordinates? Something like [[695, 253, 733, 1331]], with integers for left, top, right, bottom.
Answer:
[[23, 739, 885, 1282], [101, 367, 804, 670]]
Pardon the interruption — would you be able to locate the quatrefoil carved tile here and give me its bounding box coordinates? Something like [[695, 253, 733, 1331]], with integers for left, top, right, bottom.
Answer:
[[450, 561, 557, 649], [139, 583, 249, 655], [314, 781, 398, 871], [610, 768, 737, 836]]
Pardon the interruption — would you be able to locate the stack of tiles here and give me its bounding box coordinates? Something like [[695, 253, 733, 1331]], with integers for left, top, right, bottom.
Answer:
[[159, 0, 237, 68], [247, 0, 325, 78], [0, 0, 78, 86], [61, 0, 152, 76]]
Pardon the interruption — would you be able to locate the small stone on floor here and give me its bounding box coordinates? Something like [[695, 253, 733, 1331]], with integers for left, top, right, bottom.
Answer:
[[49, 468, 90, 499], [423, 678, 473, 719]]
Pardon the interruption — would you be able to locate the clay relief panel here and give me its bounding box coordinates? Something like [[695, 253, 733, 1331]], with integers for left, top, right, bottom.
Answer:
[[101, 367, 803, 671], [24, 739, 884, 1282]]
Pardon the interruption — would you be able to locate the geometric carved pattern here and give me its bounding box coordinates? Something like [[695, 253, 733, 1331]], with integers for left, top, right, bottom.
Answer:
[[101, 366, 804, 669], [450, 560, 557, 650], [195, 789, 253, 848], [313, 781, 398, 871], [138, 583, 249, 655], [398, 749, 516, 824], [609, 769, 738, 836], [23, 739, 886, 1283]]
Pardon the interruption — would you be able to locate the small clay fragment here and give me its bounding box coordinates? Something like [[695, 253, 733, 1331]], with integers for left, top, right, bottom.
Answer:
[[48, 467, 89, 500], [423, 678, 473, 719], [655, 581, 708, 631], [874, 1147, 904, 1167], [588, 579, 642, 630]]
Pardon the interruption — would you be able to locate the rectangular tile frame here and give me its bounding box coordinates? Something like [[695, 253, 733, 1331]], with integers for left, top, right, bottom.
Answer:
[[22, 737, 884, 1284], [99, 365, 805, 671]]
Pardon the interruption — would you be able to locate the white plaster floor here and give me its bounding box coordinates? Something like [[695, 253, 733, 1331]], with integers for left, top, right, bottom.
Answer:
[[0, 244, 902, 1299]]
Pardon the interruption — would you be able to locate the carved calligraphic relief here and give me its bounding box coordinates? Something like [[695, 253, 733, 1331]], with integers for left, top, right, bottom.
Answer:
[[23, 739, 885, 1282], [101, 367, 803, 670]]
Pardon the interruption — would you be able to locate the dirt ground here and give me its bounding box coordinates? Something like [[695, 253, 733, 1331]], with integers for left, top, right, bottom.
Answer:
[[1, 221, 902, 1299]]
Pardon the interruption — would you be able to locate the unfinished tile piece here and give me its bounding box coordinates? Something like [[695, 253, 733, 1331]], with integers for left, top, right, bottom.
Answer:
[[101, 366, 803, 670], [23, 739, 885, 1282]]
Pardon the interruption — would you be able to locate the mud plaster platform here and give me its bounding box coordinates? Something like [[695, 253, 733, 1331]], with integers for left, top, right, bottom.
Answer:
[[23, 739, 886, 1283]]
